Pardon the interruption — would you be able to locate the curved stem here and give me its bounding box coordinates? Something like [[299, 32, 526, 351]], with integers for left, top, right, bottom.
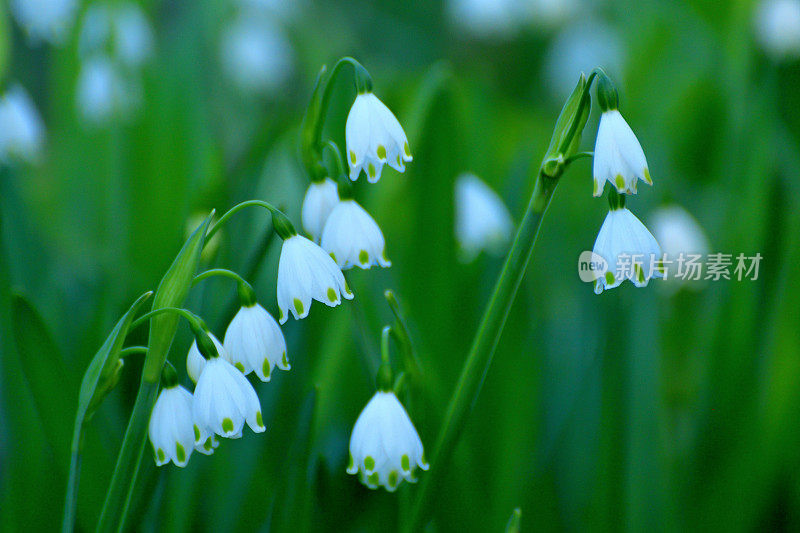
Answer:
[[324, 139, 352, 199], [130, 307, 201, 333], [206, 200, 284, 242], [193, 268, 249, 287], [381, 325, 392, 364], [314, 57, 368, 149], [406, 169, 561, 532], [119, 346, 148, 358], [323, 139, 347, 179], [564, 151, 594, 165]]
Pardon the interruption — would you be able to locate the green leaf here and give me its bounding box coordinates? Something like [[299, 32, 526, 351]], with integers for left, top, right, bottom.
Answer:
[[97, 211, 213, 533], [12, 294, 76, 471], [62, 290, 153, 533]]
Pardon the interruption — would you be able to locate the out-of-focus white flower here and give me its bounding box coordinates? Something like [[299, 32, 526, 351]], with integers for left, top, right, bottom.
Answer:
[[76, 55, 139, 124], [192, 356, 266, 440], [346, 92, 412, 183], [755, 0, 800, 58], [187, 331, 228, 383], [10, 0, 77, 46], [78, 3, 154, 66], [650, 205, 709, 289], [220, 13, 293, 93], [544, 20, 624, 98], [0, 84, 45, 164], [113, 3, 154, 67], [448, 0, 577, 37], [592, 206, 663, 294], [347, 391, 428, 492], [593, 110, 651, 196], [301, 178, 339, 242], [224, 304, 289, 382], [148, 384, 195, 467], [455, 173, 513, 261], [276, 235, 353, 324], [321, 199, 391, 270]]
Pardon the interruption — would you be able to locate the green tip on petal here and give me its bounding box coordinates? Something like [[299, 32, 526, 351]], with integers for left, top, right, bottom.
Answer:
[[388, 470, 399, 488], [349, 151, 357, 165], [256, 411, 264, 428], [157, 448, 165, 463], [222, 418, 234, 434], [644, 167, 652, 184], [635, 264, 645, 283], [235, 362, 245, 373], [614, 175, 625, 191], [327, 287, 337, 302], [376, 145, 386, 160], [605, 271, 615, 285], [367, 472, 379, 486], [193, 425, 200, 442], [593, 180, 600, 196], [404, 142, 411, 157], [364, 455, 375, 471], [262, 359, 271, 379], [344, 282, 353, 296], [281, 351, 289, 367], [359, 250, 369, 264], [329, 252, 337, 263], [293, 298, 304, 315], [278, 308, 285, 322], [368, 163, 376, 178], [176, 442, 186, 463], [401, 454, 411, 472], [203, 438, 213, 451], [347, 454, 354, 470]]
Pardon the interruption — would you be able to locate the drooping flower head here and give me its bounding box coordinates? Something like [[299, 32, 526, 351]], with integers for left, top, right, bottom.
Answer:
[[345, 91, 412, 183], [191, 337, 266, 440], [755, 0, 800, 59], [148, 365, 196, 467], [321, 199, 391, 270], [592, 73, 650, 197], [347, 390, 428, 491], [224, 303, 289, 382], [276, 234, 353, 324], [10, 0, 77, 45], [592, 192, 663, 294], [455, 173, 513, 261], [301, 177, 339, 242], [0, 84, 45, 165]]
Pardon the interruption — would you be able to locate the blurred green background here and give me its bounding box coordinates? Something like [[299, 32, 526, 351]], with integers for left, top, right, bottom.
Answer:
[[2, 0, 800, 531]]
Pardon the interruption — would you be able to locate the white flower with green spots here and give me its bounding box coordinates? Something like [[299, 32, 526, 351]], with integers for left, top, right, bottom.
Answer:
[[301, 178, 339, 242], [276, 235, 354, 324], [224, 303, 290, 382], [345, 92, 412, 183], [186, 331, 237, 383], [148, 384, 196, 467], [192, 356, 266, 440], [346, 391, 428, 492], [592, 110, 651, 197], [592, 206, 663, 294], [320, 199, 391, 270]]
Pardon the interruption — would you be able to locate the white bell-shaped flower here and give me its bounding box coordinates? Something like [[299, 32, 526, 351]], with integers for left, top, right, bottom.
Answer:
[[346, 391, 428, 492], [192, 355, 266, 440], [276, 234, 354, 324], [10, 0, 77, 45], [345, 92, 412, 183], [455, 173, 513, 261], [592, 206, 664, 294], [301, 178, 339, 242], [320, 199, 391, 270], [593, 110, 651, 197], [186, 331, 231, 383], [756, 0, 800, 59], [148, 384, 196, 467], [0, 84, 44, 164], [224, 303, 289, 382]]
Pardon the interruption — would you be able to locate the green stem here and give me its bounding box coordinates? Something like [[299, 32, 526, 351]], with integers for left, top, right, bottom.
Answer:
[[129, 307, 202, 333], [192, 268, 248, 287], [406, 170, 560, 532], [119, 346, 148, 358], [313, 57, 369, 150], [206, 200, 290, 242]]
